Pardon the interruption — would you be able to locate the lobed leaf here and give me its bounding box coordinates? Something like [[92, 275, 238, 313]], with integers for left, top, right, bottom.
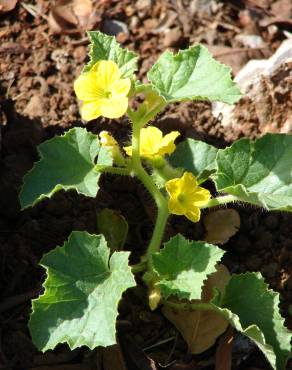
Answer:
[[215, 134, 292, 211], [152, 234, 225, 300], [163, 265, 230, 354], [169, 139, 218, 183], [84, 31, 138, 77], [19, 127, 112, 209], [29, 231, 136, 351], [148, 45, 241, 105], [212, 272, 292, 370]]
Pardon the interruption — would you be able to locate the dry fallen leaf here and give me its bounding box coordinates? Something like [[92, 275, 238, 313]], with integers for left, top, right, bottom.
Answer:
[[0, 0, 18, 13], [163, 265, 230, 355], [215, 326, 234, 370], [204, 209, 240, 244], [48, 0, 98, 34]]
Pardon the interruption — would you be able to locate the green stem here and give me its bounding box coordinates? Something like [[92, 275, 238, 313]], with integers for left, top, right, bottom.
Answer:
[[163, 300, 215, 312], [129, 112, 169, 269], [131, 261, 147, 273], [95, 166, 130, 176], [201, 194, 239, 209]]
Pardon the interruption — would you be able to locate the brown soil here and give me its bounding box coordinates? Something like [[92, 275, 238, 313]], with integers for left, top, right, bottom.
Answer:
[[0, 1, 292, 370]]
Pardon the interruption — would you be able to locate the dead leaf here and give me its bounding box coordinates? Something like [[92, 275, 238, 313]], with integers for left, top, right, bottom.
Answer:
[[162, 265, 230, 355], [215, 326, 234, 370], [204, 209, 240, 244], [48, 0, 98, 34], [0, 0, 18, 13]]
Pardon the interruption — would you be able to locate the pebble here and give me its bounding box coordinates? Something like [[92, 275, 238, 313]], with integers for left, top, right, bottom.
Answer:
[[102, 19, 129, 36], [163, 27, 182, 47]]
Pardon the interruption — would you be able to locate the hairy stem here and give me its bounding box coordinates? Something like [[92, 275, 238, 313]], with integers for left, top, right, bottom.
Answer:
[[95, 166, 130, 176], [201, 194, 239, 209], [163, 300, 215, 312], [129, 111, 169, 270]]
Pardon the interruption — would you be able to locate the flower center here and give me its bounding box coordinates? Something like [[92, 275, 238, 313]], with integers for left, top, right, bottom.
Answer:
[[177, 193, 186, 204], [104, 90, 112, 99]]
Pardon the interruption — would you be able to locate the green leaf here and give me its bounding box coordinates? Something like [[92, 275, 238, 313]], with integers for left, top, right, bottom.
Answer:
[[152, 234, 225, 300], [84, 31, 138, 77], [169, 139, 218, 183], [148, 45, 241, 105], [212, 273, 292, 370], [215, 134, 292, 211], [96, 208, 128, 251], [19, 127, 112, 209], [29, 231, 136, 351]]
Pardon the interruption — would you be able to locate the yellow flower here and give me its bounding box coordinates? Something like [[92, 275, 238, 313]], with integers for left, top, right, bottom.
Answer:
[[99, 131, 119, 148], [124, 126, 180, 160], [165, 172, 211, 223], [74, 60, 131, 121]]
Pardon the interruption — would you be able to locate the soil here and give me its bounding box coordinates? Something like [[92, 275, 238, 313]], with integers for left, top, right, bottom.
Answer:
[[0, 1, 292, 370]]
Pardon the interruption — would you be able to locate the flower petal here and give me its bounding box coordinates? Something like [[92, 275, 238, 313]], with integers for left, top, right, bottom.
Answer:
[[74, 72, 104, 101], [168, 197, 185, 215], [191, 187, 211, 207], [110, 78, 131, 97], [99, 97, 128, 119], [180, 172, 199, 193], [96, 60, 121, 87], [165, 178, 181, 198], [158, 131, 180, 156], [99, 131, 118, 147], [123, 145, 132, 156], [185, 207, 201, 223], [140, 127, 162, 157], [80, 101, 102, 121]]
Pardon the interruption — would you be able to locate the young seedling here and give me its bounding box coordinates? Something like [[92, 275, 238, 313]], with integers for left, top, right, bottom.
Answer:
[[19, 32, 292, 369]]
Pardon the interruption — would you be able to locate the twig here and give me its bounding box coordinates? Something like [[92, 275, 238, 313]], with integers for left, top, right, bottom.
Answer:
[[143, 336, 176, 351]]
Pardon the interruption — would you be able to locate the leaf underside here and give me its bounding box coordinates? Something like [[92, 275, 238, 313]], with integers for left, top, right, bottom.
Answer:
[[215, 134, 292, 211], [169, 138, 218, 183], [29, 231, 136, 351], [84, 31, 138, 77], [19, 127, 112, 209], [148, 45, 241, 104], [152, 234, 225, 300]]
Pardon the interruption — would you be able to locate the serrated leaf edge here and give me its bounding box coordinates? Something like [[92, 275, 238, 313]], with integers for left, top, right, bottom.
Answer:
[[85, 31, 138, 77], [148, 45, 242, 104], [154, 234, 225, 300], [29, 231, 136, 352], [19, 127, 101, 210], [211, 271, 292, 370]]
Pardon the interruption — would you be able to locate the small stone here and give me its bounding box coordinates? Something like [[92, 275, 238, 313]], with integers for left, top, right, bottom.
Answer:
[[101, 19, 129, 36], [24, 95, 44, 118], [73, 46, 87, 63], [163, 27, 182, 47]]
